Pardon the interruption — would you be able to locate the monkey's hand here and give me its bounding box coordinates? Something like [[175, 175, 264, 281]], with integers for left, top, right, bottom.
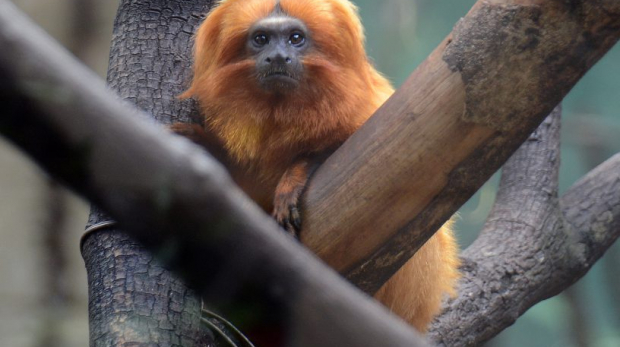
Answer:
[[168, 123, 211, 146], [272, 159, 312, 237], [168, 122, 230, 164]]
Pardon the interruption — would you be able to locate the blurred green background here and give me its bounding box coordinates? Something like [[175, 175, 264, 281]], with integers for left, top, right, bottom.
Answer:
[[0, 1, 618, 346]]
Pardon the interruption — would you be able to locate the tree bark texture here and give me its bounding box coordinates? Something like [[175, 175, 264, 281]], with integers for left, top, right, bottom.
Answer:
[[301, 0, 620, 295], [82, 232, 210, 347], [82, 1, 216, 346], [0, 1, 429, 346], [428, 107, 620, 345]]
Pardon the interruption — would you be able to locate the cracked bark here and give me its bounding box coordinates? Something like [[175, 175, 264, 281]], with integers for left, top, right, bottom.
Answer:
[[83, 1, 215, 346]]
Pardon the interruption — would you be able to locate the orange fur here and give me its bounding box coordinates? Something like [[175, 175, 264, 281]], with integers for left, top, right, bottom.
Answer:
[[181, 0, 459, 332], [375, 221, 460, 332]]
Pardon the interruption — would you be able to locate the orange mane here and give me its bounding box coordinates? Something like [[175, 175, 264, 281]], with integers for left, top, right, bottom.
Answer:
[[181, 0, 393, 169]]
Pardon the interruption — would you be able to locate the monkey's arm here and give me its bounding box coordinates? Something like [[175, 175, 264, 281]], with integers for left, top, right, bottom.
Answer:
[[272, 159, 309, 235], [168, 122, 229, 165], [272, 151, 333, 236], [168, 122, 215, 150]]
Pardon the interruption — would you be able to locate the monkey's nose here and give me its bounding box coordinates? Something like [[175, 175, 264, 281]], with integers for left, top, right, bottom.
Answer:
[[265, 54, 292, 65]]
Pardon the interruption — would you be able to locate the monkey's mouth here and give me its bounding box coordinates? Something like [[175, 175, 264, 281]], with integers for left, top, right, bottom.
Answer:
[[264, 70, 297, 80], [259, 70, 299, 91]]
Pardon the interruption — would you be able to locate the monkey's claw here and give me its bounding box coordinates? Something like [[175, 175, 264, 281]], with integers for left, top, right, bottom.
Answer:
[[290, 206, 302, 230], [272, 190, 304, 238], [168, 123, 204, 142], [272, 202, 302, 237]]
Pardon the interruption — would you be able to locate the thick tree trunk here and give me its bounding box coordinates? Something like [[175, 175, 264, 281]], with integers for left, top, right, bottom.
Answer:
[[82, 231, 209, 347], [82, 1, 214, 346]]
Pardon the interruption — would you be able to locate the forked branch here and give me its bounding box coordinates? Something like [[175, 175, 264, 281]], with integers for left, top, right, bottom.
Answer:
[[429, 107, 620, 346]]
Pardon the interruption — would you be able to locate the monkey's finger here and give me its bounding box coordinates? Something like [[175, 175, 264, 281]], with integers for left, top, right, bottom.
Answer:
[[290, 206, 301, 232], [285, 221, 299, 238]]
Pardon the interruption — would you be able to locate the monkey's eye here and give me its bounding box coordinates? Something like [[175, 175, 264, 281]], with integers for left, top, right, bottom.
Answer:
[[289, 32, 305, 46], [253, 34, 269, 46]]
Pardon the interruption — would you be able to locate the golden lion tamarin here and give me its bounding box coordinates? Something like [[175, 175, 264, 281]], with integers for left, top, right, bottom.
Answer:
[[178, 0, 459, 333]]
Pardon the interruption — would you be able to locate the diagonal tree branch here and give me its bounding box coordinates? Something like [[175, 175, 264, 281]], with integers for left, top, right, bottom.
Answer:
[[301, 0, 620, 295]]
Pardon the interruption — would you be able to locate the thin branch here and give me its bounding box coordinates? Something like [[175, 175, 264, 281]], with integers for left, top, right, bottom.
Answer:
[[564, 287, 590, 347], [37, 180, 69, 347], [0, 2, 428, 346], [68, 0, 98, 63]]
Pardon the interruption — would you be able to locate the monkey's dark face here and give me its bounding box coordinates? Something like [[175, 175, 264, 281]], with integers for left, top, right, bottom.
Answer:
[[247, 15, 309, 94]]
